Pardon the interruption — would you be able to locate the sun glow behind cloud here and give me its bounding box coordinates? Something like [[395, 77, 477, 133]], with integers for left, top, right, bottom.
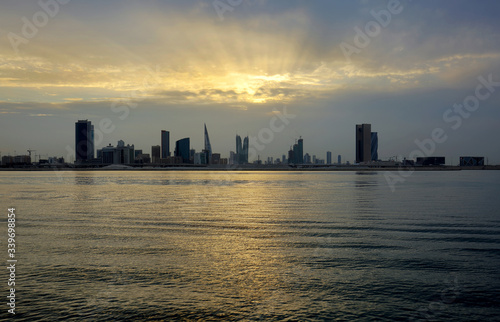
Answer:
[[1, 0, 499, 108]]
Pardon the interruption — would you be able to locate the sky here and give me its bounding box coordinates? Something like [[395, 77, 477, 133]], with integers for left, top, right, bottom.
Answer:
[[1, 0, 499, 164]]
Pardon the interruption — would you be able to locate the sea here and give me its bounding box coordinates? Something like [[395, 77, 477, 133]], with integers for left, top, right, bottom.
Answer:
[[1, 170, 499, 321]]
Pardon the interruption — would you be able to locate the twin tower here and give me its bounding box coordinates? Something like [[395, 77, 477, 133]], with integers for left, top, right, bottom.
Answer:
[[356, 124, 378, 163]]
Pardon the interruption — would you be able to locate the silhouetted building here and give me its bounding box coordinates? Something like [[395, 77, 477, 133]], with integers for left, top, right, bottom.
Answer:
[[48, 157, 64, 164], [97, 140, 134, 164], [194, 152, 207, 165], [161, 130, 170, 158], [2, 155, 31, 167], [229, 151, 237, 165], [327, 151, 332, 164], [204, 124, 212, 164], [75, 120, 94, 163], [151, 145, 161, 163], [460, 156, 484, 166], [175, 138, 190, 163], [211, 153, 221, 165], [297, 138, 303, 164], [293, 143, 299, 164], [416, 157, 445, 166], [99, 144, 115, 164], [356, 124, 371, 163], [288, 147, 294, 164], [290, 137, 304, 164], [135, 154, 151, 164], [371, 132, 378, 161], [304, 153, 311, 164], [236, 135, 249, 164], [338, 155, 341, 165]]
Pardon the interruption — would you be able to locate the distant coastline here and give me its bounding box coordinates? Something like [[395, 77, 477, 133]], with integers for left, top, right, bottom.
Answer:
[[1, 165, 499, 171]]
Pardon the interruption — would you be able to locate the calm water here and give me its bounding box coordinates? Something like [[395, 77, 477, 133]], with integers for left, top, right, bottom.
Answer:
[[1, 170, 499, 321]]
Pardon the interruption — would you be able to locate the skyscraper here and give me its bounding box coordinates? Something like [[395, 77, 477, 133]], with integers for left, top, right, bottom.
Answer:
[[327, 151, 332, 164], [75, 120, 94, 163], [288, 147, 294, 164], [236, 135, 249, 164], [151, 145, 161, 163], [161, 130, 170, 158], [243, 136, 249, 164], [297, 137, 303, 164], [356, 124, 371, 163], [236, 135, 242, 162], [204, 124, 212, 164], [371, 132, 378, 161], [175, 138, 190, 163], [293, 143, 299, 164]]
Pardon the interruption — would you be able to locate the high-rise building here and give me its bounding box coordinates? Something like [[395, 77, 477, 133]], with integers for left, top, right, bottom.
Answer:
[[304, 153, 311, 164], [338, 155, 342, 165], [151, 145, 161, 163], [161, 130, 170, 158], [371, 132, 378, 161], [290, 137, 303, 164], [235, 135, 249, 164], [243, 137, 248, 163], [327, 151, 332, 164], [204, 124, 212, 164], [293, 143, 299, 164], [175, 138, 190, 163], [75, 120, 94, 163], [297, 137, 303, 164], [356, 124, 372, 163], [288, 147, 294, 164]]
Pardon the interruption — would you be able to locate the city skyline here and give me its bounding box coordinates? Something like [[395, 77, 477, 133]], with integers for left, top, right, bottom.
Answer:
[[1, 1, 500, 164]]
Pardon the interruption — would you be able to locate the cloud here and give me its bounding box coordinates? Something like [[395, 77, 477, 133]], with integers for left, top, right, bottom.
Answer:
[[29, 113, 53, 117]]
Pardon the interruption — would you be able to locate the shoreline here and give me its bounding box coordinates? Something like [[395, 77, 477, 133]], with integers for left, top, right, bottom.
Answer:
[[1, 165, 499, 171]]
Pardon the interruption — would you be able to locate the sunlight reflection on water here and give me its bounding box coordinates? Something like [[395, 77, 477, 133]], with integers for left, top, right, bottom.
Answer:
[[1, 170, 499, 320]]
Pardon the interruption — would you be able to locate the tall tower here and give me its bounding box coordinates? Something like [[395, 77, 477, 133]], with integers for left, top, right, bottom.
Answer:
[[75, 120, 94, 163], [242, 136, 249, 163], [371, 132, 378, 161], [204, 124, 212, 164], [236, 135, 248, 164], [293, 142, 299, 164], [151, 145, 161, 163], [356, 124, 371, 163], [175, 138, 190, 164], [297, 137, 304, 164], [236, 135, 242, 164], [161, 130, 170, 158]]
